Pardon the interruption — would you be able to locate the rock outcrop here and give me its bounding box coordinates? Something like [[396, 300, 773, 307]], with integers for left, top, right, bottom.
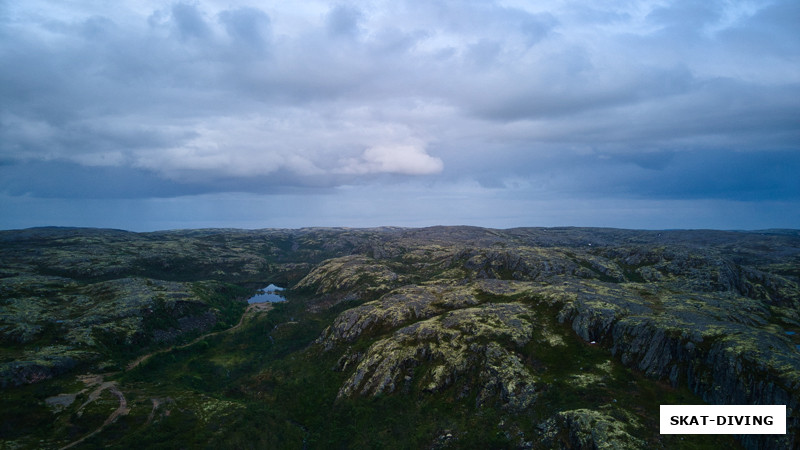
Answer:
[[337, 304, 539, 411], [538, 408, 645, 449], [294, 255, 401, 297], [2, 226, 799, 449], [317, 284, 480, 349], [555, 283, 800, 450]]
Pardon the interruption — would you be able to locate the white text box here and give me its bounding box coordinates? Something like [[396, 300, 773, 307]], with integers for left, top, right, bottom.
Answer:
[[660, 405, 786, 434]]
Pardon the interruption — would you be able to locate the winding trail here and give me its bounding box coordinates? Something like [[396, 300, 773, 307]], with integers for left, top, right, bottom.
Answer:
[[126, 302, 273, 371], [59, 302, 273, 449], [59, 380, 130, 450]]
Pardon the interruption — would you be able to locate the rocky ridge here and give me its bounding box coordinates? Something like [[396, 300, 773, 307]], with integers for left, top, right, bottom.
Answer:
[[304, 229, 799, 449], [1, 226, 799, 449]]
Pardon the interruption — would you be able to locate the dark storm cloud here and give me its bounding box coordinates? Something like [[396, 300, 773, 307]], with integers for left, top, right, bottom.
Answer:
[[647, 1, 720, 31], [219, 7, 271, 51], [0, 159, 347, 199], [0, 0, 798, 230], [0, 160, 197, 198], [645, 151, 800, 201], [170, 3, 212, 40], [326, 4, 363, 37], [562, 150, 800, 201]]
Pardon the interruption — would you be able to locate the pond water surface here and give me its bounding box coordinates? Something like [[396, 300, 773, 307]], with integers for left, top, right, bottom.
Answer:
[[248, 284, 286, 304]]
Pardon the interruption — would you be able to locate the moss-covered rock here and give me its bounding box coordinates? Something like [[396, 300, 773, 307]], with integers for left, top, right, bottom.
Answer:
[[338, 303, 538, 411], [295, 255, 401, 297], [1, 226, 798, 449], [539, 408, 644, 449], [318, 283, 480, 349]]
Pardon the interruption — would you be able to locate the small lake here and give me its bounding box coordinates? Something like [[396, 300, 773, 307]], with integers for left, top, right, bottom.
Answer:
[[248, 284, 286, 304]]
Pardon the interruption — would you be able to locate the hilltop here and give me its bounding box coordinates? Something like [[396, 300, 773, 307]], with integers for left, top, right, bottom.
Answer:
[[1, 226, 798, 449]]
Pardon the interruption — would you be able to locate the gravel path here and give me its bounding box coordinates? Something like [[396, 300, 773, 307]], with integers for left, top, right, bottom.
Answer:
[[59, 302, 273, 449], [60, 380, 130, 450]]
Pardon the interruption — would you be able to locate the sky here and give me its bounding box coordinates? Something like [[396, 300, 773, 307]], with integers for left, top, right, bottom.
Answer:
[[1, 0, 799, 231]]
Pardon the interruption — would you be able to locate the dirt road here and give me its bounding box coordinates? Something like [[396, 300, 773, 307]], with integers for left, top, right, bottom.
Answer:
[[59, 302, 272, 449], [59, 379, 130, 450]]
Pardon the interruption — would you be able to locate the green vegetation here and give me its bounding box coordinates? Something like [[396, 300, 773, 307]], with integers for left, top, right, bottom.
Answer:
[[1, 226, 798, 448]]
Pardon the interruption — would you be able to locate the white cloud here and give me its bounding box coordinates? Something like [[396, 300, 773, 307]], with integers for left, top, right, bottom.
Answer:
[[338, 144, 443, 175], [1, 0, 798, 230]]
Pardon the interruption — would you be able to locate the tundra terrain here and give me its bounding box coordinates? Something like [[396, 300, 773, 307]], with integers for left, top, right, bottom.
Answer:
[[1, 226, 798, 449]]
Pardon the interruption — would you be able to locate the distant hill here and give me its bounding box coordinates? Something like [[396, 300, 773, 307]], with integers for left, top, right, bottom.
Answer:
[[1, 226, 798, 449]]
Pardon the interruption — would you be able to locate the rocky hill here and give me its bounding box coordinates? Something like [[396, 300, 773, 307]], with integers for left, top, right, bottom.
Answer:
[[0, 226, 798, 448]]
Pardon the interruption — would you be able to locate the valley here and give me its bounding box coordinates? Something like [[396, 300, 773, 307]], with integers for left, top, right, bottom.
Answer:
[[1, 226, 798, 449]]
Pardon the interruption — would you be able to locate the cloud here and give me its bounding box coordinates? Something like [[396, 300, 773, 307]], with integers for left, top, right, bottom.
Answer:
[[326, 4, 363, 38], [0, 0, 798, 230], [218, 7, 271, 52], [170, 3, 212, 40], [338, 144, 444, 175]]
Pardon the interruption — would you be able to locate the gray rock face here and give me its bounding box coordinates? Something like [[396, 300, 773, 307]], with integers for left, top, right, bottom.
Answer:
[[538, 408, 645, 449], [560, 288, 800, 450], [457, 248, 591, 281], [594, 245, 799, 303], [337, 304, 539, 411], [294, 255, 400, 296], [2, 226, 799, 448], [317, 284, 480, 349], [314, 229, 799, 449]]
